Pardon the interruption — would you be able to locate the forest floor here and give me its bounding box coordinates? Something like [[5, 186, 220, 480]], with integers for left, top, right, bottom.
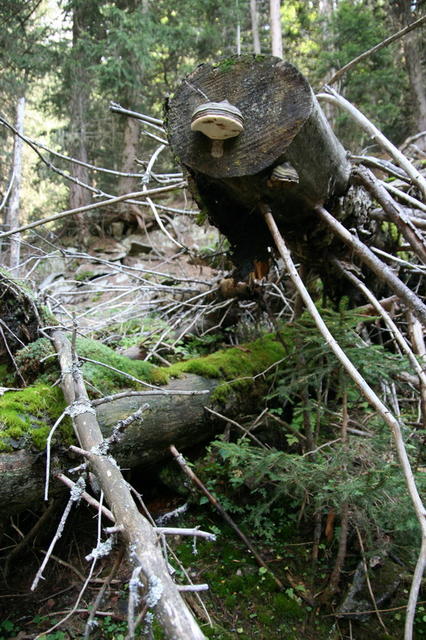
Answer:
[[0, 209, 424, 640], [0, 469, 413, 640]]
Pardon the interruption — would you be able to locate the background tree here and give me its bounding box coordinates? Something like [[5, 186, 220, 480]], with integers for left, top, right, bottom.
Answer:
[[390, 0, 426, 145]]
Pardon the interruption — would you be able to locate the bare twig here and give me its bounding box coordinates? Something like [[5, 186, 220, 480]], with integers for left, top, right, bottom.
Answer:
[[317, 88, 426, 200], [325, 14, 426, 86], [315, 204, 426, 326], [204, 406, 268, 449], [56, 473, 115, 522], [31, 477, 86, 591], [352, 166, 426, 263], [84, 547, 125, 639], [0, 183, 186, 241], [355, 527, 388, 634]]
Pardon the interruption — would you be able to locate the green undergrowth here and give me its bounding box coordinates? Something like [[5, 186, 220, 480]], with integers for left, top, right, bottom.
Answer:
[[160, 510, 329, 640], [0, 384, 71, 452]]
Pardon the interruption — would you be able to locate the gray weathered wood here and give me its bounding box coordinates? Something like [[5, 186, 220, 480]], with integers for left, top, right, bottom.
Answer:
[[167, 55, 350, 199]]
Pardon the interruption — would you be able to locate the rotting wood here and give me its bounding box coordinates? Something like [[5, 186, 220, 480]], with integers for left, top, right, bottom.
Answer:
[[166, 56, 356, 286], [0, 368, 281, 515]]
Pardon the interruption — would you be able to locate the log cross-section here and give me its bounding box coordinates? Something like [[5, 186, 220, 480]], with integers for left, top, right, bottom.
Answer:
[[166, 55, 349, 196], [166, 55, 351, 282]]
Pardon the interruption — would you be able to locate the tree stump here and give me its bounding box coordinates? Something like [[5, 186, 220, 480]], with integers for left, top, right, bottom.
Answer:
[[166, 55, 351, 282]]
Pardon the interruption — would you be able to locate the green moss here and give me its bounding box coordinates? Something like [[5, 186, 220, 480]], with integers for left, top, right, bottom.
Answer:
[[75, 270, 96, 281], [196, 209, 208, 226], [168, 333, 287, 404], [169, 333, 287, 381], [0, 384, 70, 452], [273, 593, 304, 619], [76, 337, 169, 392], [16, 336, 169, 394], [216, 58, 238, 73]]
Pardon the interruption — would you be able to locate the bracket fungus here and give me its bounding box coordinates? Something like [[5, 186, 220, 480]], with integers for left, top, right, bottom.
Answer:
[[190, 100, 244, 158]]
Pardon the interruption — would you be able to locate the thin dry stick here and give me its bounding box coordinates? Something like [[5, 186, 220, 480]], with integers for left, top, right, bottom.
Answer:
[[0, 183, 186, 241], [383, 182, 426, 215], [78, 355, 209, 394], [261, 204, 426, 640], [326, 392, 349, 597], [317, 88, 426, 200], [31, 478, 85, 591], [35, 492, 106, 639], [84, 547, 125, 639], [91, 389, 209, 407], [128, 565, 143, 640], [355, 527, 388, 634], [336, 263, 426, 388], [353, 165, 426, 264], [170, 444, 284, 591], [406, 311, 426, 424], [44, 409, 68, 500], [56, 473, 115, 522], [204, 406, 268, 449], [315, 204, 426, 327], [326, 14, 426, 86]]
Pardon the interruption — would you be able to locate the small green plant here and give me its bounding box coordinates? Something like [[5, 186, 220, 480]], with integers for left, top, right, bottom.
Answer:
[[0, 620, 16, 640]]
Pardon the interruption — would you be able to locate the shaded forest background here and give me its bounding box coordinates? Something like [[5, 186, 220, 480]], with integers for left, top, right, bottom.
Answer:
[[1, 0, 425, 226], [0, 1, 426, 640]]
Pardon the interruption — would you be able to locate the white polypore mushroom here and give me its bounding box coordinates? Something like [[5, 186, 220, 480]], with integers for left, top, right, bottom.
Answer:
[[190, 100, 244, 157]]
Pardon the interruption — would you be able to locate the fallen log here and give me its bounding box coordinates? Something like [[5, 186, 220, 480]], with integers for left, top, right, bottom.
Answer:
[[0, 333, 286, 517], [166, 55, 352, 282]]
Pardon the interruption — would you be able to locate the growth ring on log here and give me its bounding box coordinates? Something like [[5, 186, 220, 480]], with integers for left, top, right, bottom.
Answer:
[[167, 55, 314, 178]]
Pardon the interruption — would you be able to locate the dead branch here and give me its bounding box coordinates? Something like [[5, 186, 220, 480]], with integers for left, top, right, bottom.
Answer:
[[50, 330, 206, 639], [169, 444, 284, 591], [325, 14, 426, 86], [315, 204, 426, 326], [317, 88, 426, 200], [353, 165, 426, 263]]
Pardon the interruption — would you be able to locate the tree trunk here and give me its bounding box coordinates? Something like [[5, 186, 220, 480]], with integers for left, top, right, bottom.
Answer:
[[117, 116, 141, 196], [67, 2, 93, 236], [250, 0, 261, 54], [5, 96, 25, 272], [166, 55, 350, 282], [269, 0, 283, 59], [391, 1, 426, 142]]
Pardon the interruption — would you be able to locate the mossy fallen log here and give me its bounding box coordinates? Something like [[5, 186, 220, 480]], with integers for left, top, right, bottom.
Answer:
[[0, 333, 287, 517]]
